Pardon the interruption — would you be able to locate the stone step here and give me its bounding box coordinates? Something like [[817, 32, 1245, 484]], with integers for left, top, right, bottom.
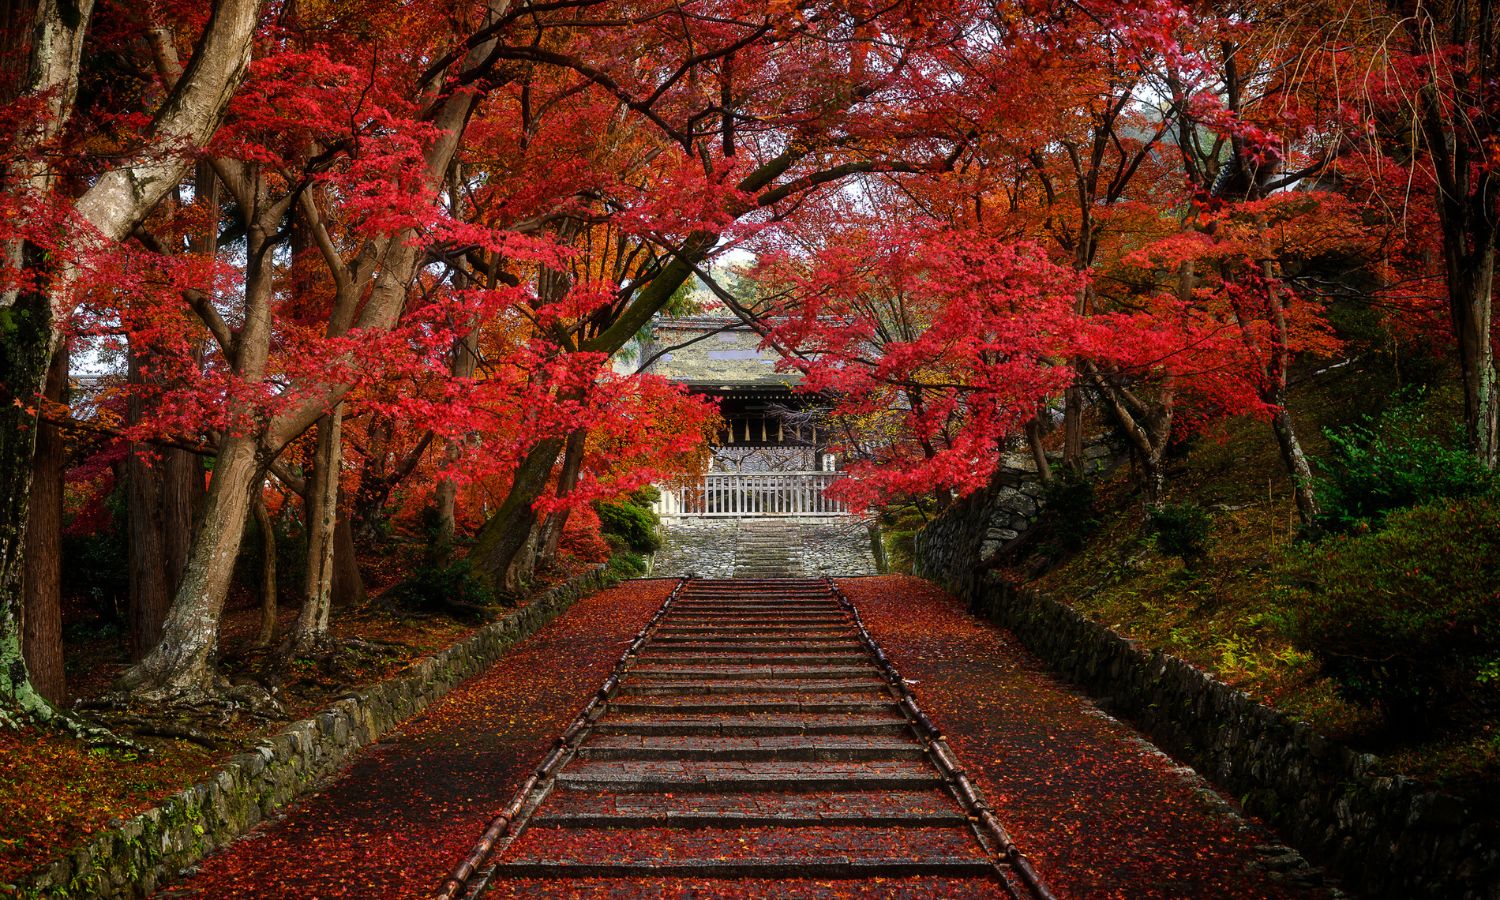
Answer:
[[639, 654, 871, 666], [656, 626, 853, 636], [677, 590, 833, 596], [554, 760, 947, 792], [530, 809, 967, 828], [667, 608, 844, 616], [536, 788, 966, 825], [620, 679, 889, 696], [505, 824, 983, 861], [594, 716, 909, 737], [665, 611, 847, 620], [682, 590, 826, 594], [461, 578, 1010, 899], [652, 634, 858, 645], [643, 646, 866, 656], [644, 641, 866, 653], [661, 623, 848, 631], [657, 621, 853, 629], [609, 698, 901, 716], [577, 735, 926, 762], [677, 592, 829, 598], [490, 857, 996, 879], [669, 602, 841, 608], [630, 666, 875, 679]]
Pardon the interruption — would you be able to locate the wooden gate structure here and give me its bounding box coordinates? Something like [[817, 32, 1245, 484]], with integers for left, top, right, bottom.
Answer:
[[653, 472, 848, 518]]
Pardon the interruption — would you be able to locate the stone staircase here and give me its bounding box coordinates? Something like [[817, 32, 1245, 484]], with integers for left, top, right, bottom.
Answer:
[[458, 579, 1034, 897], [732, 519, 803, 577]]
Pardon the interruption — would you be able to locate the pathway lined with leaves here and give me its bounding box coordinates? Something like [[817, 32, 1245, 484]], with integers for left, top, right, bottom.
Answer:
[[162, 576, 1326, 898], [446, 577, 1044, 898]]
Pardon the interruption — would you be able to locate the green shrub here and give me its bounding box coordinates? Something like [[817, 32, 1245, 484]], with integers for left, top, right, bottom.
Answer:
[[883, 528, 917, 574], [383, 559, 498, 620], [1314, 395, 1498, 533], [1043, 473, 1100, 551], [607, 552, 648, 578], [1146, 501, 1211, 567], [1281, 498, 1500, 727], [595, 499, 661, 553]]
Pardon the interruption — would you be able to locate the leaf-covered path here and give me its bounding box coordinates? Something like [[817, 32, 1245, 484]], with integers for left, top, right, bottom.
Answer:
[[453, 577, 1038, 898], [163, 577, 1325, 898]]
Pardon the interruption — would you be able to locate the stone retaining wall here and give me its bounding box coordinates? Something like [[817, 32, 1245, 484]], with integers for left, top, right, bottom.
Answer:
[[17, 566, 629, 899], [913, 443, 1114, 594], [653, 517, 877, 578], [915, 506, 1500, 897]]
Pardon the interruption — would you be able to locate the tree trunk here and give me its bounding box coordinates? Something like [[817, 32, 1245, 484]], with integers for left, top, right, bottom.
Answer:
[[125, 345, 172, 660], [1447, 247, 1498, 468], [114, 434, 262, 700], [162, 159, 217, 587], [1062, 384, 1084, 475], [0, 286, 60, 723], [1269, 403, 1319, 526], [1024, 417, 1052, 484], [331, 515, 364, 607], [433, 321, 480, 564], [22, 343, 68, 704], [290, 407, 341, 654], [432, 472, 458, 565], [1087, 365, 1174, 506], [252, 489, 276, 648], [536, 427, 589, 564], [469, 435, 566, 593]]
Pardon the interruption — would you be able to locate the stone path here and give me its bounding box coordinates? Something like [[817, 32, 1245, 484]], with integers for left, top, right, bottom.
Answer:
[[445, 578, 1046, 898], [732, 518, 802, 576]]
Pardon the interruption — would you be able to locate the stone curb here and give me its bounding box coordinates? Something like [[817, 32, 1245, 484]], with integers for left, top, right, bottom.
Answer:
[[15, 565, 626, 899]]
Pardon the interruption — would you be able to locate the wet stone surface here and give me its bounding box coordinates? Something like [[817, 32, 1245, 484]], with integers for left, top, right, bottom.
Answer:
[[475, 578, 1012, 898]]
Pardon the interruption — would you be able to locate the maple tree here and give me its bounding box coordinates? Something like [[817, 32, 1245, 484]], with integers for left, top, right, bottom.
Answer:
[[1357, 0, 1499, 468], [752, 226, 1081, 511], [0, 0, 1490, 730], [2, 0, 263, 727]]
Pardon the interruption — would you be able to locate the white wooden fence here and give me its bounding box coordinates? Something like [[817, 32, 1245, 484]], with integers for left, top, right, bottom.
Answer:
[[654, 472, 848, 518]]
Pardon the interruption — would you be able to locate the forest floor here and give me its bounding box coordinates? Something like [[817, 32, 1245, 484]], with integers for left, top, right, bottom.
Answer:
[[0, 547, 598, 888], [149, 576, 1324, 899], [1000, 357, 1500, 814]]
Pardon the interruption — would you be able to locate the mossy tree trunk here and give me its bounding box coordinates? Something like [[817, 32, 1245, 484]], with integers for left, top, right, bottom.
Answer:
[[21, 340, 68, 704]]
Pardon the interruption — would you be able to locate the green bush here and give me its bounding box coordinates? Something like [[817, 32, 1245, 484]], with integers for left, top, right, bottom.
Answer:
[[607, 552, 648, 578], [1146, 501, 1211, 567], [1043, 473, 1100, 551], [1314, 395, 1498, 533], [1281, 498, 1500, 727], [595, 498, 661, 554], [383, 559, 498, 621], [883, 528, 917, 574]]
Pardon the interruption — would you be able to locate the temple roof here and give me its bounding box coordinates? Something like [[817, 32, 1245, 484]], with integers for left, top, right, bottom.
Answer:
[[639, 316, 802, 390]]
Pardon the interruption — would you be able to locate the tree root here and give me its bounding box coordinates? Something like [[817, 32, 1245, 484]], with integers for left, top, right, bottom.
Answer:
[[1, 689, 149, 752], [104, 715, 225, 749], [82, 678, 286, 735]]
